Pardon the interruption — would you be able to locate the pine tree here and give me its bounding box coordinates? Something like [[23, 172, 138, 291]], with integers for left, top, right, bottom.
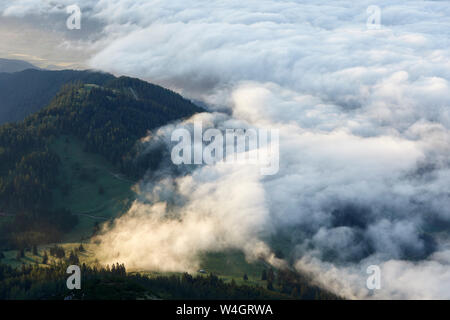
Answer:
[[243, 274, 248, 281], [261, 269, 267, 281], [68, 251, 79, 264], [42, 251, 48, 264], [16, 248, 25, 260], [268, 268, 275, 283], [32, 245, 38, 256]]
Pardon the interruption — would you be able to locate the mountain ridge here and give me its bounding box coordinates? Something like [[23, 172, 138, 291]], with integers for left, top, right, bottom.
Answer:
[[0, 58, 39, 73]]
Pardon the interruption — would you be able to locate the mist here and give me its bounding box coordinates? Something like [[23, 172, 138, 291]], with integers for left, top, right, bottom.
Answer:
[[3, 0, 450, 299]]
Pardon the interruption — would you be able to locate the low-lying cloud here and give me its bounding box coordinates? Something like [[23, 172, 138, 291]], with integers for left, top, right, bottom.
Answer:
[[3, 0, 450, 299]]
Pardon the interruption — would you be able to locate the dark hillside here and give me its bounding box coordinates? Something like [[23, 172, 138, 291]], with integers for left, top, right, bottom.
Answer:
[[0, 69, 115, 124], [0, 78, 203, 249], [0, 58, 38, 73]]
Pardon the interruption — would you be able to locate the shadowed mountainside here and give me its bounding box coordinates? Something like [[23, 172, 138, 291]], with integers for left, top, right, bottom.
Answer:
[[0, 75, 203, 249], [0, 69, 115, 124]]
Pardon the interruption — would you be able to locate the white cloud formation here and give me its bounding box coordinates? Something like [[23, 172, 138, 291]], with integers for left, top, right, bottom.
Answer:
[[2, 0, 450, 299], [296, 248, 450, 299]]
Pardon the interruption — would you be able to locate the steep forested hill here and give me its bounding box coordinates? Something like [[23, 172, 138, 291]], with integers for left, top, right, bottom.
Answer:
[[0, 76, 203, 249]]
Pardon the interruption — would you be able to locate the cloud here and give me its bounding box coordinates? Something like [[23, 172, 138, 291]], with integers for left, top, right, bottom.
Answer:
[[296, 249, 450, 299], [87, 0, 450, 299], [3, 0, 450, 298], [94, 117, 276, 272]]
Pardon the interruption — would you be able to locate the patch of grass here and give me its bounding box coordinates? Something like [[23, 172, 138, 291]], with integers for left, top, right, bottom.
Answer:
[[117, 250, 269, 288], [1, 248, 46, 269], [0, 243, 100, 269], [199, 250, 268, 287], [49, 135, 136, 242]]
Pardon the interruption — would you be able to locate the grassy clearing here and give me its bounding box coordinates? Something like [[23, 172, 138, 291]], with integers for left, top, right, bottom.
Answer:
[[128, 250, 269, 288], [199, 250, 267, 286], [49, 135, 136, 242]]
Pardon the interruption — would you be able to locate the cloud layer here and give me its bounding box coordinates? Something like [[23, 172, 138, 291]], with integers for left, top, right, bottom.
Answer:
[[3, 0, 450, 299]]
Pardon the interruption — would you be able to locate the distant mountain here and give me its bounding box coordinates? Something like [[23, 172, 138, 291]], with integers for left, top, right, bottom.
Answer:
[[0, 58, 39, 73], [0, 69, 116, 124]]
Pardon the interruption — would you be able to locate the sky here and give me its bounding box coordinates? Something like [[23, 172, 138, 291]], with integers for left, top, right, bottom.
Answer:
[[1, 0, 450, 299]]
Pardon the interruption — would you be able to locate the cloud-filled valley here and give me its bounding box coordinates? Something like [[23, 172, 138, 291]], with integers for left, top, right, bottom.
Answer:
[[2, 0, 450, 299]]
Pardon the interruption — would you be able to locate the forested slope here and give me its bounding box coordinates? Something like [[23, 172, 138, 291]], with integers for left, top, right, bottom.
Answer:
[[0, 77, 203, 249]]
